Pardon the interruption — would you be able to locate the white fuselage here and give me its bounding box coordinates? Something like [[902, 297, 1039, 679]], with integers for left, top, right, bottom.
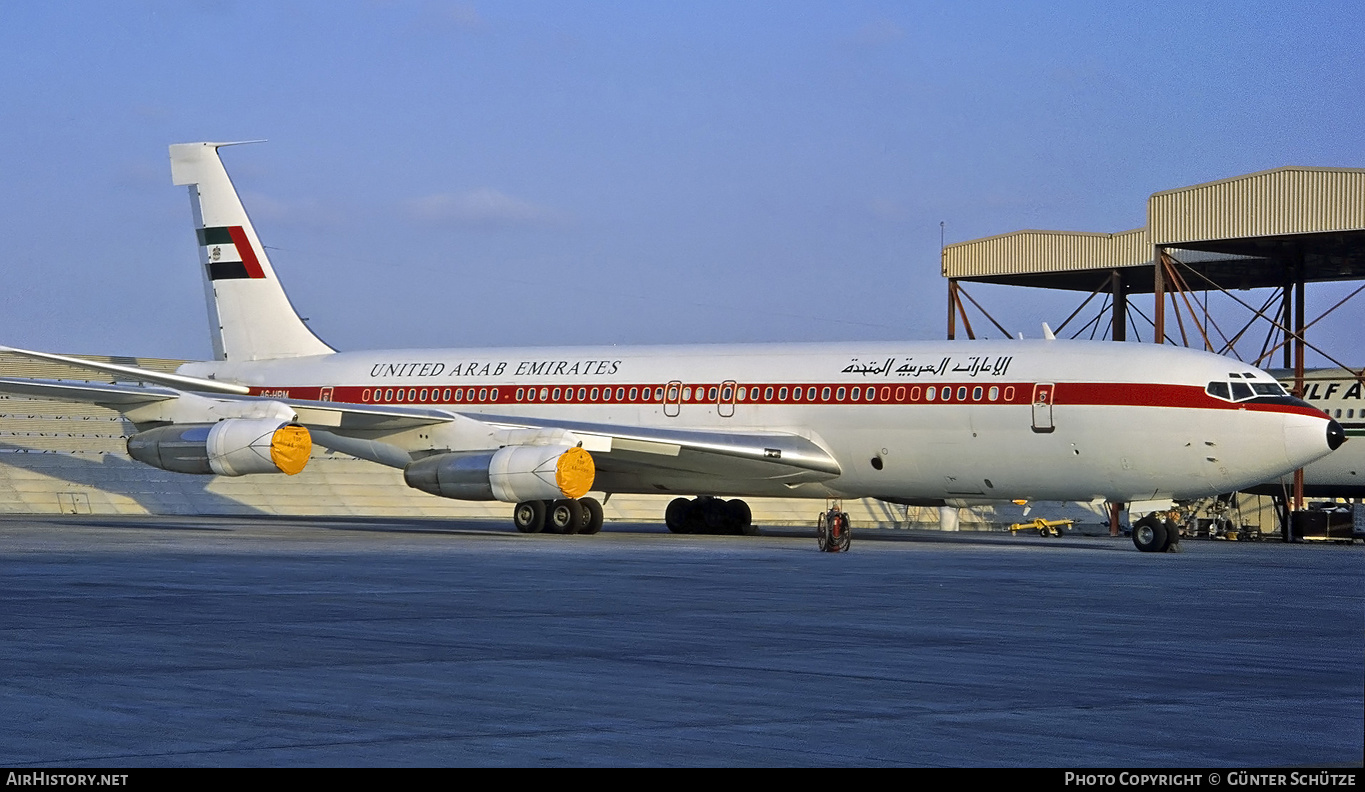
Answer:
[[179, 339, 1340, 505]]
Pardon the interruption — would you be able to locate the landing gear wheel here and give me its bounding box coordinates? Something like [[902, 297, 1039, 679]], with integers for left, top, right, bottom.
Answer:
[[1132, 514, 1168, 553], [665, 497, 692, 534], [513, 500, 546, 534], [728, 499, 757, 536], [548, 499, 584, 534], [579, 497, 604, 535], [701, 498, 728, 534], [1039, 527, 1050, 537]]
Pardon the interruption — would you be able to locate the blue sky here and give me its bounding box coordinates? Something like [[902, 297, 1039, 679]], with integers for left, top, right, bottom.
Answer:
[[2, 1, 1362, 365]]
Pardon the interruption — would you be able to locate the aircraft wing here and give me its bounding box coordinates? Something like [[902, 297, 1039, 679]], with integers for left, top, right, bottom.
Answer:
[[470, 413, 842, 491], [0, 376, 457, 431], [0, 377, 181, 407], [0, 347, 840, 491]]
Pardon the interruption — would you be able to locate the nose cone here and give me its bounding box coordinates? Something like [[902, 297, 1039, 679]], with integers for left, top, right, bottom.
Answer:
[[1282, 405, 1344, 470], [1327, 419, 1346, 451]]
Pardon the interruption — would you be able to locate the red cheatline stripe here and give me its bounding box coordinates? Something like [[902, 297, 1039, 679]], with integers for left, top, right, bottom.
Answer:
[[226, 226, 266, 279], [240, 381, 1329, 419]]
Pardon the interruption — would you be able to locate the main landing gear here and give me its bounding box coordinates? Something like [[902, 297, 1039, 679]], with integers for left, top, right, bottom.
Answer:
[[664, 496, 758, 535], [1131, 511, 1182, 553], [513, 497, 604, 535]]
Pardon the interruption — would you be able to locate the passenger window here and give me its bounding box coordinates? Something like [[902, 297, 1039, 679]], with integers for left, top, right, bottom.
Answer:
[[926, 386, 936, 401], [821, 387, 831, 401], [988, 386, 999, 401], [972, 386, 983, 401], [852, 387, 861, 401], [836, 387, 845, 401], [778, 387, 788, 400]]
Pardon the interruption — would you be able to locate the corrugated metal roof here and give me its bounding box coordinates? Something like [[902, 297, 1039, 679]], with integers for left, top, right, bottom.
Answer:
[[1150, 166, 1365, 245], [943, 228, 1149, 279], [943, 166, 1365, 281]]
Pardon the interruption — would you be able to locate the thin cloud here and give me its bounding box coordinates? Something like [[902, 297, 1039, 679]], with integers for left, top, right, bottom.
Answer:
[[406, 189, 568, 228]]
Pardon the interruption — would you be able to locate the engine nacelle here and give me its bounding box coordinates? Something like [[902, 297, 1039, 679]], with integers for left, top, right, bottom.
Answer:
[[127, 419, 312, 476], [404, 444, 595, 503]]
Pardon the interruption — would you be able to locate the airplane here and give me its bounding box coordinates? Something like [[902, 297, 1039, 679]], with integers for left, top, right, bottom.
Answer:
[[0, 142, 1346, 553], [1247, 368, 1364, 499]]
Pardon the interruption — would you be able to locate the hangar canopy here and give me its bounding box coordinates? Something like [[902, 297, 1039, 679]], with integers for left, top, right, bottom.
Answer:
[[943, 166, 1365, 293]]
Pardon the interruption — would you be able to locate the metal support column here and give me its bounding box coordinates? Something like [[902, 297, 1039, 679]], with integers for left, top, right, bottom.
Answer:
[[1111, 270, 1127, 342], [947, 279, 958, 340], [1153, 248, 1166, 344]]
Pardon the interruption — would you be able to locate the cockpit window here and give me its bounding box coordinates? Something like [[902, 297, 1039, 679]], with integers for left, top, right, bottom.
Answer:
[[1207, 379, 1286, 402]]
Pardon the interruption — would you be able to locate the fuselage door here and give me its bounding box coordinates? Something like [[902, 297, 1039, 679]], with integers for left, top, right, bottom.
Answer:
[[718, 380, 737, 418], [664, 380, 682, 417], [1032, 383, 1055, 433]]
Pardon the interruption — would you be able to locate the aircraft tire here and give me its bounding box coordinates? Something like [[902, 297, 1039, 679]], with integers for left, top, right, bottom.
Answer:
[[728, 499, 757, 536], [1132, 514, 1168, 553], [1163, 517, 1181, 550], [549, 499, 584, 535], [701, 498, 728, 534], [513, 500, 546, 534], [579, 497, 604, 535], [666, 497, 692, 534]]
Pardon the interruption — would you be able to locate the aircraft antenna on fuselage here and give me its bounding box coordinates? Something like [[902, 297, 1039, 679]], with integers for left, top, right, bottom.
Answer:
[[169, 142, 334, 362]]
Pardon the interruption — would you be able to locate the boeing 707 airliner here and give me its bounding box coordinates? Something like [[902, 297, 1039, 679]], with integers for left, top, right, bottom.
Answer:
[[0, 143, 1345, 552]]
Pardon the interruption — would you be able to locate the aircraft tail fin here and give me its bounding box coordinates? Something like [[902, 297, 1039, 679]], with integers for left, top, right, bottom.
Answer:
[[169, 142, 334, 362]]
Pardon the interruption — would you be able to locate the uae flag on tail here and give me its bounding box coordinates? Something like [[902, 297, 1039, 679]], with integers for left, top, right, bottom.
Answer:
[[198, 226, 266, 280]]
